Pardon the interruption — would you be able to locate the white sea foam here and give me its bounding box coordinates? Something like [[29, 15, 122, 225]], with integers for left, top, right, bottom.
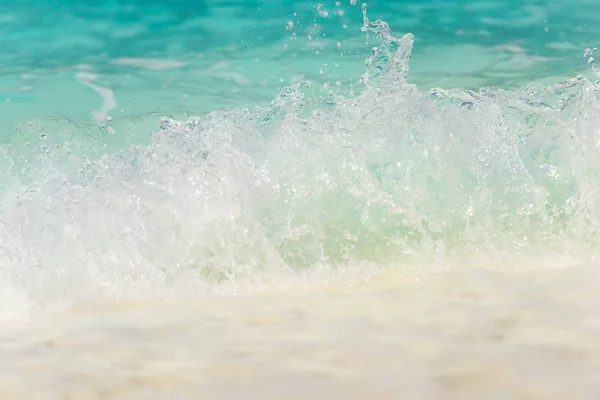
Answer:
[[111, 57, 187, 70], [75, 71, 118, 124]]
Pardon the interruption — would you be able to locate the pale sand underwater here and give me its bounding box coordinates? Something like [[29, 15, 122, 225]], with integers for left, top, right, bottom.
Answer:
[[2, 263, 600, 399]]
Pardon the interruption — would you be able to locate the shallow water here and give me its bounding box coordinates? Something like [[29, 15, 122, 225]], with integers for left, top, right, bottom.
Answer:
[[3, 0, 600, 397]]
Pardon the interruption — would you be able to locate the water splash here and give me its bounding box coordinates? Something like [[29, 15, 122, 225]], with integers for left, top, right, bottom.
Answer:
[[584, 47, 600, 83], [359, 4, 414, 90], [1, 10, 600, 317]]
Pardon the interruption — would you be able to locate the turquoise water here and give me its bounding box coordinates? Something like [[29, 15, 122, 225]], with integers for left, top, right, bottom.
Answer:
[[1, 0, 597, 132], [2, 0, 600, 315]]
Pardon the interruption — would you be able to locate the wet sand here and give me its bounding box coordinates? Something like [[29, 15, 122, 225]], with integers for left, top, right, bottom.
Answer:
[[1, 264, 600, 399]]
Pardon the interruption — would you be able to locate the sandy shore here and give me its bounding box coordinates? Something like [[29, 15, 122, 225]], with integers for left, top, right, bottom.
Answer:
[[1, 264, 600, 399]]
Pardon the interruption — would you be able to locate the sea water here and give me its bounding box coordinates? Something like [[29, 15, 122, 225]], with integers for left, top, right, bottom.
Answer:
[[2, 0, 600, 398]]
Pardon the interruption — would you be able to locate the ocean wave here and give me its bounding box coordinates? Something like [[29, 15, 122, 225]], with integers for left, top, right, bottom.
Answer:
[[1, 7, 600, 316]]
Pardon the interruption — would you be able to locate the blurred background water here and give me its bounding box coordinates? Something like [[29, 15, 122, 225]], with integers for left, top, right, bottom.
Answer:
[[1, 0, 597, 142]]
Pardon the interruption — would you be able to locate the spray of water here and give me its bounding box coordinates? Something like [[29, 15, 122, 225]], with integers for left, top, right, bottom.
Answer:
[[1, 8, 600, 318]]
